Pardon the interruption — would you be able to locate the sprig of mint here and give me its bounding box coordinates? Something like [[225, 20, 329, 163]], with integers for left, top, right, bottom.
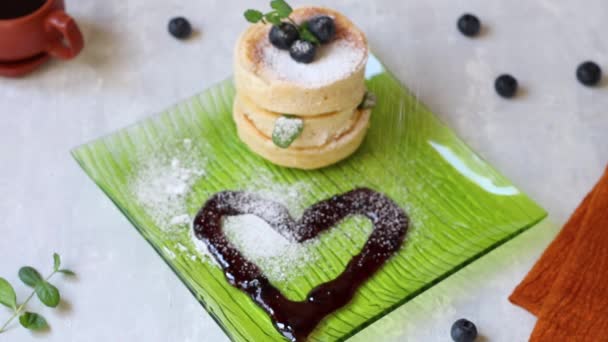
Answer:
[[272, 115, 304, 148], [244, 0, 292, 25], [298, 22, 320, 44], [0, 253, 75, 333], [244, 0, 319, 44]]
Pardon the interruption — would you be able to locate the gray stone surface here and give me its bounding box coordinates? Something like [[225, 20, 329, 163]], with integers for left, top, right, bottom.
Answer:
[[0, 0, 606, 341]]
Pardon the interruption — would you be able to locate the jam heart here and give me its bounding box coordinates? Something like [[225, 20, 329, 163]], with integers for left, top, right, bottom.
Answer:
[[193, 188, 409, 341]]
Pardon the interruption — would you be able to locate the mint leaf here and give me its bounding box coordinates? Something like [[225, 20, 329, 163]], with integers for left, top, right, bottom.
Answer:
[[264, 11, 282, 26], [18, 267, 43, 287], [270, 0, 292, 18], [19, 312, 48, 331], [53, 253, 61, 271], [0, 277, 17, 310], [272, 115, 304, 148], [299, 23, 320, 44], [58, 269, 76, 277], [244, 9, 264, 23], [35, 281, 60, 308]]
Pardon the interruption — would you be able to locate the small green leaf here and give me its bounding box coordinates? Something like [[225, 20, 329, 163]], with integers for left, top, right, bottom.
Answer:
[[0, 277, 17, 310], [299, 23, 320, 44], [58, 269, 76, 277], [272, 115, 304, 148], [19, 312, 48, 331], [264, 11, 282, 26], [35, 281, 60, 308], [53, 253, 61, 271], [270, 0, 292, 18], [244, 9, 264, 23], [18, 267, 43, 287]]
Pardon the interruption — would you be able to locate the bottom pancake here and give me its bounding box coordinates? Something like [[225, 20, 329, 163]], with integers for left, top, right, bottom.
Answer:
[[233, 103, 371, 170]]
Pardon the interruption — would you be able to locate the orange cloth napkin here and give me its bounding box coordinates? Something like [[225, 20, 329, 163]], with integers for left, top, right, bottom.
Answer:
[[510, 165, 608, 341]]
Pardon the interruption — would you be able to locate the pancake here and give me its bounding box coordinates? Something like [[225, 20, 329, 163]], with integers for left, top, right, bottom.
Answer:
[[235, 94, 360, 148], [234, 7, 369, 116], [233, 103, 371, 170]]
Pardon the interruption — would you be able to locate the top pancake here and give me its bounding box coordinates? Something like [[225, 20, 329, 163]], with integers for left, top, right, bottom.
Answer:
[[234, 7, 369, 115]]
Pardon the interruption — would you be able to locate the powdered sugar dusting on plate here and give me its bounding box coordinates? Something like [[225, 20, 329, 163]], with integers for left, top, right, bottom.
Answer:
[[260, 39, 365, 87], [190, 227, 218, 265], [129, 139, 206, 233], [247, 172, 310, 218]]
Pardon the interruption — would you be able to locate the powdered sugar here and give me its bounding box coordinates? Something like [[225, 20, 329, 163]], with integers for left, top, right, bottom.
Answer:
[[246, 172, 309, 218], [188, 177, 318, 280], [223, 214, 318, 283], [129, 139, 206, 233], [260, 39, 365, 87], [163, 246, 176, 259], [169, 214, 191, 226], [224, 215, 290, 258], [190, 227, 217, 264], [190, 209, 319, 283]]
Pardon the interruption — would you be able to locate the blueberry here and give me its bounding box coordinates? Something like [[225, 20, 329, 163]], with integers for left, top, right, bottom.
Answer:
[[495, 74, 518, 98], [269, 23, 299, 50], [451, 319, 478, 342], [290, 40, 317, 64], [307, 16, 336, 44], [576, 61, 602, 86], [457, 14, 481, 37], [168, 17, 192, 40]]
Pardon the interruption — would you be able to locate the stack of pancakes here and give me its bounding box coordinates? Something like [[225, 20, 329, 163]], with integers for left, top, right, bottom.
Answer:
[[233, 7, 371, 170]]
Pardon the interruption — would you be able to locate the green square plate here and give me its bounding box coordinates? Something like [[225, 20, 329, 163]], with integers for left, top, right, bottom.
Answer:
[[72, 55, 546, 342]]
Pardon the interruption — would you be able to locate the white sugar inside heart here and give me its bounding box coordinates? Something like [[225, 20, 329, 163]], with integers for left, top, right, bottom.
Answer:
[[223, 214, 317, 283], [224, 215, 292, 259]]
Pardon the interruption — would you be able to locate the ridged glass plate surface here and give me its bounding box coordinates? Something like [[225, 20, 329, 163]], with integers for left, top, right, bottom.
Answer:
[[72, 55, 546, 342]]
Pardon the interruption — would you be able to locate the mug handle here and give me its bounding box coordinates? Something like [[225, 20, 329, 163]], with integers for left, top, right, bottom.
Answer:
[[45, 10, 84, 60]]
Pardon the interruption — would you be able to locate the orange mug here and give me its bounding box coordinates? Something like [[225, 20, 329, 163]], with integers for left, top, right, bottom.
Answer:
[[0, 0, 84, 77]]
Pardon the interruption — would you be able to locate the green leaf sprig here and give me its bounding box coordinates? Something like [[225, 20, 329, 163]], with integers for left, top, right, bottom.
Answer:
[[244, 0, 319, 44], [0, 253, 75, 333]]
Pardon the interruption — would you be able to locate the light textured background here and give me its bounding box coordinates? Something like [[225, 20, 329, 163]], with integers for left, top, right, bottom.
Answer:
[[0, 0, 606, 341]]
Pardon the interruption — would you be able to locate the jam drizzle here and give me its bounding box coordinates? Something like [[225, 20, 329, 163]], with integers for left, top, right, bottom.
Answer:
[[193, 188, 408, 341]]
